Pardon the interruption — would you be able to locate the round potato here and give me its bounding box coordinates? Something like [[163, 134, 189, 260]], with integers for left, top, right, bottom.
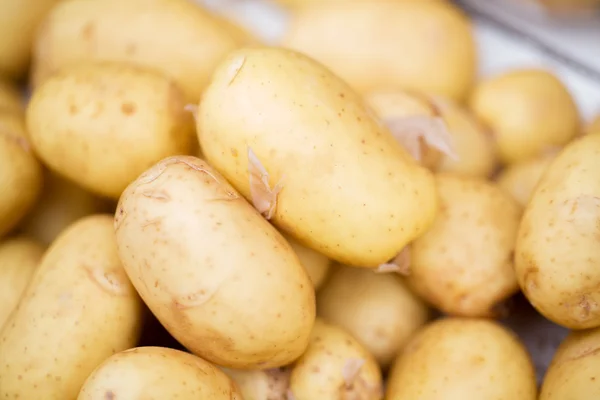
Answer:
[[78, 347, 242, 400], [284, 233, 331, 289], [317, 265, 430, 368], [515, 133, 600, 329], [469, 69, 580, 164], [539, 326, 600, 400], [198, 46, 438, 268], [386, 318, 537, 400], [0, 215, 143, 400], [283, 1, 476, 101], [32, 0, 255, 101], [222, 367, 290, 400], [26, 62, 195, 199], [408, 173, 521, 317], [0, 111, 43, 237], [289, 319, 383, 400], [0, 79, 23, 114], [0, 236, 45, 329], [115, 156, 315, 369]]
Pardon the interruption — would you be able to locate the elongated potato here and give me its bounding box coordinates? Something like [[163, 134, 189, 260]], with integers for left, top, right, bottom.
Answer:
[[0, 237, 45, 329], [386, 318, 537, 400], [283, 1, 475, 101], [198, 47, 438, 268], [0, 215, 143, 400], [78, 347, 243, 400], [284, 233, 331, 289], [115, 156, 315, 369], [32, 0, 255, 101], [0, 80, 23, 114], [289, 319, 383, 400], [408, 173, 521, 317], [515, 134, 600, 329], [222, 367, 290, 400], [27, 62, 195, 199], [317, 265, 429, 368]]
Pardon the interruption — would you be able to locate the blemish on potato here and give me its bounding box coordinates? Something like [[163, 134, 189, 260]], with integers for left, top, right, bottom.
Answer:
[[227, 56, 246, 86], [121, 102, 136, 116], [85, 265, 133, 296]]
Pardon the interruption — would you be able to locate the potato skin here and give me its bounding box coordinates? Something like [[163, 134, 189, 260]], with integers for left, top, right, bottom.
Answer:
[[114, 156, 315, 369], [386, 318, 537, 400], [408, 173, 521, 317], [198, 47, 438, 267], [284, 233, 331, 289], [0, 215, 143, 400], [26, 62, 195, 199], [515, 134, 600, 329], [222, 367, 290, 400], [0, 80, 23, 114], [78, 347, 243, 400], [32, 0, 255, 101], [0, 237, 45, 329]]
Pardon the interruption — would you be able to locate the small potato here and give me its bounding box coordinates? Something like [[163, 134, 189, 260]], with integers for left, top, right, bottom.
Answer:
[[408, 173, 521, 317], [539, 326, 600, 400], [289, 319, 383, 400], [78, 347, 243, 400], [0, 237, 45, 329], [284, 233, 331, 289], [115, 156, 315, 369], [199, 47, 438, 268], [317, 265, 430, 368], [515, 133, 600, 329], [0, 79, 23, 114], [222, 367, 290, 400], [470, 69, 580, 164], [386, 318, 537, 400], [26, 62, 195, 199], [283, 1, 476, 101], [0, 215, 143, 400], [0, 111, 43, 237], [32, 0, 255, 101]]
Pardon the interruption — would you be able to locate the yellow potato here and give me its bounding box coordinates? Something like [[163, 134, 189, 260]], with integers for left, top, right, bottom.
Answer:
[[276, 0, 444, 7], [0, 79, 23, 114], [222, 367, 290, 400], [283, 1, 476, 101], [386, 318, 537, 400], [78, 347, 243, 400], [515, 133, 600, 329], [0, 0, 63, 79], [0, 111, 43, 237], [198, 47, 438, 268], [539, 326, 600, 400], [408, 173, 521, 317], [284, 232, 331, 289], [317, 265, 430, 368], [27, 62, 195, 199], [0, 215, 143, 399], [587, 114, 600, 135], [470, 69, 580, 164], [32, 0, 255, 101], [115, 156, 315, 369], [0, 236, 45, 329], [289, 319, 383, 400]]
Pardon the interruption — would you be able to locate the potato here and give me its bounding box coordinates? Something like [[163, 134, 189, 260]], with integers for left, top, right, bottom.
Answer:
[[408, 173, 521, 317], [539, 326, 600, 400], [198, 47, 438, 267], [0, 0, 63, 79], [283, 1, 476, 101], [587, 114, 600, 135], [284, 232, 331, 289], [0, 79, 23, 114], [289, 319, 383, 400], [317, 265, 430, 368], [26, 62, 195, 199], [470, 69, 580, 164], [0, 111, 43, 237], [515, 133, 600, 329], [0, 236, 44, 329], [32, 0, 255, 101], [78, 347, 243, 400], [496, 152, 557, 207], [114, 156, 315, 369], [0, 215, 143, 399], [222, 367, 290, 400], [386, 318, 537, 400]]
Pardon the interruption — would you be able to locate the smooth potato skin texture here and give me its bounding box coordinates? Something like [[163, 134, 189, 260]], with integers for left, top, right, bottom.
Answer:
[[515, 134, 600, 329], [27, 62, 194, 199], [386, 318, 537, 400], [409, 174, 521, 317], [78, 347, 243, 400], [0, 80, 23, 114], [114, 156, 315, 369], [0, 237, 45, 329], [222, 367, 290, 400], [496, 152, 556, 207], [199, 47, 438, 267], [0, 215, 143, 400], [284, 233, 331, 289], [587, 115, 600, 135]]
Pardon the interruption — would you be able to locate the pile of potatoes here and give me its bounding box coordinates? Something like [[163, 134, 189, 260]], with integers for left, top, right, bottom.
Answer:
[[1, 0, 600, 399]]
